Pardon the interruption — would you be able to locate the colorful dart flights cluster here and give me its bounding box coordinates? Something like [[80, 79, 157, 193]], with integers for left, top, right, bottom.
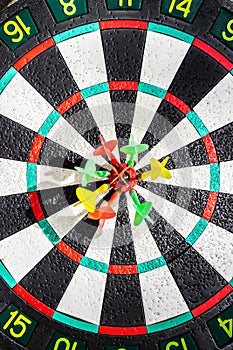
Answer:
[[74, 135, 172, 228]]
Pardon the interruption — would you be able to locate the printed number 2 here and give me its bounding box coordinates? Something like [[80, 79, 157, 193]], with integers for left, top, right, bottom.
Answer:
[[222, 19, 233, 42], [3, 310, 32, 338], [3, 15, 30, 43], [218, 317, 233, 338], [169, 0, 193, 18], [59, 0, 77, 16]]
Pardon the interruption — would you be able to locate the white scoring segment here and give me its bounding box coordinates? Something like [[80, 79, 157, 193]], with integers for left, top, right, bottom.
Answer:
[[193, 222, 233, 282], [37, 165, 82, 191], [0, 159, 27, 196], [131, 92, 161, 144], [0, 224, 53, 282], [85, 92, 120, 160], [127, 194, 162, 263], [47, 204, 88, 240], [0, 74, 53, 131], [155, 164, 211, 191], [46, 117, 105, 166], [47, 191, 110, 240], [136, 118, 200, 171], [84, 202, 119, 264], [57, 265, 107, 325], [220, 160, 233, 195], [140, 31, 190, 90], [57, 30, 108, 90], [139, 265, 190, 325], [136, 186, 200, 239], [194, 73, 233, 132]]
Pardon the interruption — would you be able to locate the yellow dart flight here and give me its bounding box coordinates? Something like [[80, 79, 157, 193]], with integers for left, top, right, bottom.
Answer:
[[140, 157, 172, 181]]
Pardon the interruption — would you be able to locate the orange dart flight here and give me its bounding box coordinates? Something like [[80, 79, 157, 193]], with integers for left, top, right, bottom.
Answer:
[[93, 135, 119, 165], [89, 201, 116, 228]]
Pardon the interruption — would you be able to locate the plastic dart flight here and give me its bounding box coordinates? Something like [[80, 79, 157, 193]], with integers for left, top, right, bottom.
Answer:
[[120, 135, 149, 166], [75, 184, 109, 213], [89, 201, 116, 228], [93, 135, 119, 165], [140, 156, 172, 181], [74, 159, 109, 186], [131, 191, 153, 226]]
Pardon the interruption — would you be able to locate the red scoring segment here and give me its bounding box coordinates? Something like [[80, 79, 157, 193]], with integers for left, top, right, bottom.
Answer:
[[202, 192, 219, 221], [13, 38, 55, 71], [192, 284, 233, 318], [193, 38, 233, 71], [13, 285, 54, 318], [100, 20, 148, 30]]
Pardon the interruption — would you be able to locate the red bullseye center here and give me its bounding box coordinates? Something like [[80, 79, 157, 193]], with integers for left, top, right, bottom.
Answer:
[[108, 163, 138, 192]]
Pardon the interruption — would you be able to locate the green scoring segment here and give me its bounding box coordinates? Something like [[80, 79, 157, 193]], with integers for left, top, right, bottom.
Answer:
[[0, 304, 37, 346], [159, 332, 198, 350], [46, 332, 86, 350], [106, 0, 143, 10], [211, 9, 233, 50], [207, 304, 233, 348], [45, 0, 88, 23], [161, 0, 204, 23], [0, 8, 38, 50]]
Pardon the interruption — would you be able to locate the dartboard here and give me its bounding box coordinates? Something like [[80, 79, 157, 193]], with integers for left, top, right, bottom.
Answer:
[[0, 0, 232, 349]]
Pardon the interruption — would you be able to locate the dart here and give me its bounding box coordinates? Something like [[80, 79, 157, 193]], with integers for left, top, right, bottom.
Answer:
[[131, 191, 153, 226], [140, 157, 172, 181], [74, 159, 109, 186], [93, 135, 119, 166], [88, 200, 117, 228], [75, 184, 109, 213], [120, 135, 149, 166]]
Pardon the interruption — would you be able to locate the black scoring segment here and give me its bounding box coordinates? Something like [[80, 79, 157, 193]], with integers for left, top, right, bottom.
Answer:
[[63, 216, 99, 256], [167, 247, 228, 310], [0, 114, 36, 162], [101, 29, 147, 82], [168, 46, 228, 108], [0, 194, 36, 241], [211, 122, 233, 162], [20, 248, 78, 309], [161, 138, 210, 170], [38, 138, 85, 169], [141, 100, 185, 154], [109, 193, 137, 265], [101, 28, 147, 161], [211, 193, 233, 233], [139, 182, 209, 218], [62, 102, 101, 149], [100, 274, 146, 327], [38, 185, 78, 218], [20, 46, 79, 108]]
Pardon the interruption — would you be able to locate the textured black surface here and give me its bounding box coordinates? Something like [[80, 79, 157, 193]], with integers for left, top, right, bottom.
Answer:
[[0, 193, 35, 241], [100, 274, 146, 327], [20, 46, 79, 108], [0, 114, 36, 162], [169, 46, 228, 107], [110, 194, 137, 265], [20, 248, 79, 309]]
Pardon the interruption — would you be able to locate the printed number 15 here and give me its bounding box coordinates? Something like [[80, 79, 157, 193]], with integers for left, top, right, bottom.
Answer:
[[169, 0, 193, 18]]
